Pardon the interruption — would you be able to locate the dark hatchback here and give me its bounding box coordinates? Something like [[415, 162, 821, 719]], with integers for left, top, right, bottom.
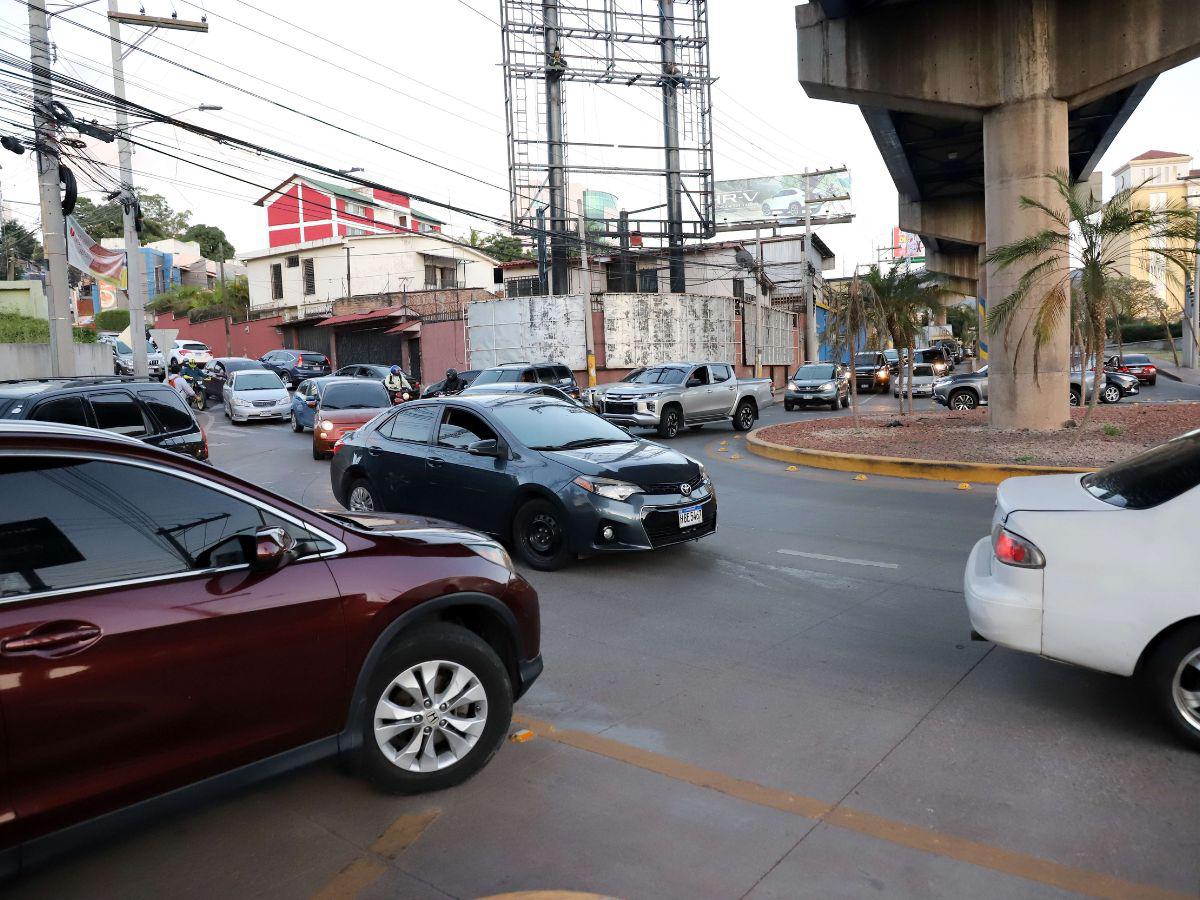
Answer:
[[0, 421, 541, 877], [199, 357, 261, 400], [330, 394, 716, 570], [0, 376, 207, 460]]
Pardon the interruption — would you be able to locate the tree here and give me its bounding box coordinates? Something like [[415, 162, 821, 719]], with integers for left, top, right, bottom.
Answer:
[[860, 263, 936, 415], [71, 191, 191, 242], [1, 221, 42, 263], [824, 273, 871, 424], [469, 229, 529, 262], [183, 223, 235, 261], [94, 308, 130, 333], [988, 171, 1198, 427]]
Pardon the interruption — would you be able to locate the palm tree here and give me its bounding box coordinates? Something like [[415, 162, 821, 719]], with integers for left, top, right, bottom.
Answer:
[[823, 274, 870, 424], [987, 170, 1198, 425], [860, 264, 936, 415]]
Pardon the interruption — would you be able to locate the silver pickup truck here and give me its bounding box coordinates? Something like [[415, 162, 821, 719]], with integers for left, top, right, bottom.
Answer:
[[595, 361, 774, 439]]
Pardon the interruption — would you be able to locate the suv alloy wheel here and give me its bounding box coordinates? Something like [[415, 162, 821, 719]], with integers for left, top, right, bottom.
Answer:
[[358, 624, 513, 792], [949, 389, 977, 411]]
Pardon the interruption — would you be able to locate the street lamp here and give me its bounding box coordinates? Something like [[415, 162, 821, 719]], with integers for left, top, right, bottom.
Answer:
[[337, 167, 364, 176], [126, 104, 223, 131]]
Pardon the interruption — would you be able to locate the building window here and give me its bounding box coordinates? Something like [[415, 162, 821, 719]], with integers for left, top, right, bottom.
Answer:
[[286, 255, 300, 268], [507, 276, 545, 298], [424, 263, 437, 289], [344, 201, 366, 218], [302, 258, 316, 296], [345, 227, 367, 236], [637, 268, 659, 293], [154, 266, 166, 294], [732, 278, 745, 299], [270, 263, 284, 300]]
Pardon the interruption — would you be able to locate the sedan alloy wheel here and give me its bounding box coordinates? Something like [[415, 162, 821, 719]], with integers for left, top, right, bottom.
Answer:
[[348, 483, 376, 512], [1171, 647, 1200, 736]]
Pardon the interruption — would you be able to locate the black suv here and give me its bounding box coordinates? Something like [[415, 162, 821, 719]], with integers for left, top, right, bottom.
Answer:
[[471, 362, 580, 398], [0, 377, 207, 460], [259, 349, 332, 388]]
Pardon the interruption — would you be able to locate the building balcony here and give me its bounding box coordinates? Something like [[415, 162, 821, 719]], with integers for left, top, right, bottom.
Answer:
[[282, 300, 334, 323]]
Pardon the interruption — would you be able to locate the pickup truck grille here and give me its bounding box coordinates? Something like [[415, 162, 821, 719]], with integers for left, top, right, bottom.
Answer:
[[643, 500, 716, 548], [603, 401, 637, 415], [641, 474, 704, 496]]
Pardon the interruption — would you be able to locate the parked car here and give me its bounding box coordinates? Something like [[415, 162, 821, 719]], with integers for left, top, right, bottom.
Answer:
[[0, 376, 207, 460], [305, 377, 393, 460], [1106, 353, 1158, 386], [931, 366, 1115, 410], [0, 420, 541, 876], [259, 349, 332, 388], [222, 369, 291, 425], [785, 362, 849, 411], [582, 367, 646, 409], [1100, 368, 1139, 403], [853, 350, 893, 393], [462, 382, 583, 405], [101, 336, 165, 381], [167, 339, 213, 367], [893, 363, 939, 399], [199, 357, 261, 401], [421, 369, 480, 398], [963, 429, 1200, 749], [472, 362, 581, 399], [596, 362, 773, 438], [330, 393, 716, 571]]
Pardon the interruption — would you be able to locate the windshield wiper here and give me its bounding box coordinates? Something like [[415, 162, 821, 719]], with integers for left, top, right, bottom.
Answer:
[[536, 436, 631, 451]]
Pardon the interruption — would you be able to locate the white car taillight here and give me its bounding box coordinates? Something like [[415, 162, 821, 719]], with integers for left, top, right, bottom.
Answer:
[[991, 525, 1045, 569]]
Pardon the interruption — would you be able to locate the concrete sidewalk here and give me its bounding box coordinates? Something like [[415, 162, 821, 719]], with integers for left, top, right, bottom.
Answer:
[[1152, 359, 1200, 386]]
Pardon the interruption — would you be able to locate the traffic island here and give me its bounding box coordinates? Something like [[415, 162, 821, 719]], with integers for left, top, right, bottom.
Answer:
[[747, 405, 1200, 483]]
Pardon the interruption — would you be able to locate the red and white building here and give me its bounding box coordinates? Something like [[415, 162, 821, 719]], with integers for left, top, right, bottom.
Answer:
[[254, 174, 444, 248]]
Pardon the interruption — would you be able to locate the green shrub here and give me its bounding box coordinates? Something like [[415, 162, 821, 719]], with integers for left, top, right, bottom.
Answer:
[[0, 312, 96, 343], [1116, 319, 1181, 343], [1102, 424, 1122, 437], [94, 308, 131, 333]]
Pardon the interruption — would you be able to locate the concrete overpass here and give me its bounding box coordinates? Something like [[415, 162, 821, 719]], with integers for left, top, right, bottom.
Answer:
[[797, 0, 1200, 428]]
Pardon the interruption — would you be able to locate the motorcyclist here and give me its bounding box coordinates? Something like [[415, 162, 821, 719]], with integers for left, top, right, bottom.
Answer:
[[166, 360, 196, 403], [442, 367, 465, 395], [384, 365, 413, 402]]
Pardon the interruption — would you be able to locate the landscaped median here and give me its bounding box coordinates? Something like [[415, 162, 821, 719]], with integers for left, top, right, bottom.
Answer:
[[748, 405, 1200, 484]]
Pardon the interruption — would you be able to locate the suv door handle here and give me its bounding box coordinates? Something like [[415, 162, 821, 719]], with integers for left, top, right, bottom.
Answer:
[[2, 623, 101, 655]]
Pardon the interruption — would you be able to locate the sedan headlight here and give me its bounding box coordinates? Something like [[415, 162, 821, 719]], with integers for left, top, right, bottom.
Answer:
[[468, 541, 514, 571], [233, 396, 252, 406], [319, 419, 334, 431], [573, 475, 642, 502]]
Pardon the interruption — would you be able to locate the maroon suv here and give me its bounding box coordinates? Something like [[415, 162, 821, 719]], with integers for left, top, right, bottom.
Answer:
[[0, 421, 541, 877]]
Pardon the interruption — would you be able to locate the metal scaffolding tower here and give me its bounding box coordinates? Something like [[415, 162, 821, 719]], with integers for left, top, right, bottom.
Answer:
[[501, 0, 716, 293]]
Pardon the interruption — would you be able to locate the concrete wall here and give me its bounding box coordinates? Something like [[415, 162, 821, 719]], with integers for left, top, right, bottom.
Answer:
[[421, 318, 470, 381], [602, 293, 738, 368], [0, 280, 47, 319], [467, 295, 588, 370], [0, 342, 111, 379], [152, 311, 285, 359]]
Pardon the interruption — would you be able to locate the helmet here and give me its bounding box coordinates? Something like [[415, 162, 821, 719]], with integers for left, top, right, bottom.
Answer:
[[389, 365, 401, 375], [168, 360, 181, 374], [446, 368, 458, 379]]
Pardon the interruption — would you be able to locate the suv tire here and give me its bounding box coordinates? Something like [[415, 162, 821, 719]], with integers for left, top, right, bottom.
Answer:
[[732, 400, 755, 431], [1144, 622, 1200, 751], [356, 623, 512, 793], [784, 400, 795, 412], [513, 498, 573, 571], [657, 405, 682, 439], [949, 389, 978, 411]]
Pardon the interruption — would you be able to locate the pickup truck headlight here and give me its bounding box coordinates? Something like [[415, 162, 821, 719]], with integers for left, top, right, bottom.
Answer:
[[573, 475, 642, 502]]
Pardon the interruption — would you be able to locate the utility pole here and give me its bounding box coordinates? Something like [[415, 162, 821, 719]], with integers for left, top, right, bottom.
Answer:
[[536, 206, 548, 295], [219, 257, 231, 356], [107, 5, 206, 377], [803, 168, 817, 363], [542, 0, 568, 295], [754, 226, 763, 377], [577, 201, 596, 386], [28, 1, 74, 376], [659, 0, 685, 293], [1180, 172, 1200, 369], [345, 246, 352, 299]]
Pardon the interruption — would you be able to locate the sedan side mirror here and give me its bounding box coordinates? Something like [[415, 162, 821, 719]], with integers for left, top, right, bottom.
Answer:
[[468, 438, 502, 457], [252, 525, 297, 572]]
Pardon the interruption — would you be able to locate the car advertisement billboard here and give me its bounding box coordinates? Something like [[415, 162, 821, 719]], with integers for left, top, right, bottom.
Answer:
[[891, 227, 925, 260], [714, 170, 852, 226]]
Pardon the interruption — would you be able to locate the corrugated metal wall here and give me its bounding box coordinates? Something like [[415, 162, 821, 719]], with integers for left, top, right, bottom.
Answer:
[[466, 295, 587, 369], [741, 304, 796, 366], [602, 293, 737, 368]]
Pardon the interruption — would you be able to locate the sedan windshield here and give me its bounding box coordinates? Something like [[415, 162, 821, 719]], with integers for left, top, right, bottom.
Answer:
[[629, 367, 685, 385], [491, 399, 635, 450], [321, 382, 390, 410], [473, 368, 524, 385], [233, 373, 284, 391], [794, 364, 836, 380], [1083, 429, 1200, 509]]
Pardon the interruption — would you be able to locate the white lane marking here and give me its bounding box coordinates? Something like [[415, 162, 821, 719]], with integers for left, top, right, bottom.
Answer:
[[777, 548, 900, 570]]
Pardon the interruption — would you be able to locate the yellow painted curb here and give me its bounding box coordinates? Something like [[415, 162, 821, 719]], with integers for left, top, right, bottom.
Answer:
[[746, 428, 1094, 485]]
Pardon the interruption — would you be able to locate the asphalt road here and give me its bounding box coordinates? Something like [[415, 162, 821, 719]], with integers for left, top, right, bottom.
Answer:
[[11, 388, 1200, 899]]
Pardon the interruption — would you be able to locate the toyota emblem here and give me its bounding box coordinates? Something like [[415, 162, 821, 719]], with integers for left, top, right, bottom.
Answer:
[[680, 482, 692, 495]]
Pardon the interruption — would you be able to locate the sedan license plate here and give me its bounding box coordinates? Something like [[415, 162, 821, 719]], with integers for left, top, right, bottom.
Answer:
[[678, 504, 703, 528]]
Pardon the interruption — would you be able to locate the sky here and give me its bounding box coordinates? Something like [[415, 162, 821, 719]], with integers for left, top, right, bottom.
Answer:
[[0, 0, 1197, 277]]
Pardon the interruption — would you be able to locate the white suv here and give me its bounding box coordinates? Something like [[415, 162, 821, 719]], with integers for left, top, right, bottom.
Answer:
[[169, 340, 213, 366]]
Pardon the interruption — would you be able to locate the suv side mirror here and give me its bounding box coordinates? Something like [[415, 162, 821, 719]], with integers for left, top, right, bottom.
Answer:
[[468, 438, 502, 457], [252, 526, 296, 572]]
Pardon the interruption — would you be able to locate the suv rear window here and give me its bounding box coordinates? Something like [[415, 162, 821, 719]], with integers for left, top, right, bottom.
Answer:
[[300, 353, 328, 365], [1082, 429, 1200, 509], [138, 388, 195, 432]]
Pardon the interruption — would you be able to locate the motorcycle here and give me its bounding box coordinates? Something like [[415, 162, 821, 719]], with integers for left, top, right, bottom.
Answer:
[[181, 368, 206, 411]]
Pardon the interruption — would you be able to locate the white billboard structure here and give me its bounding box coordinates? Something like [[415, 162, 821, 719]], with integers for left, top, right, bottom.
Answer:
[[602, 294, 739, 369], [467, 295, 588, 371]]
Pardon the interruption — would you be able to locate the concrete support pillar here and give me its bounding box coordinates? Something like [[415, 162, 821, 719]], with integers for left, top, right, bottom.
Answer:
[[983, 96, 1070, 429], [977, 244, 989, 369]]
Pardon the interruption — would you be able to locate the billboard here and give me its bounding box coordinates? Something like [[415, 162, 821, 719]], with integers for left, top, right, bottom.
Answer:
[[714, 170, 852, 226], [891, 227, 925, 260]]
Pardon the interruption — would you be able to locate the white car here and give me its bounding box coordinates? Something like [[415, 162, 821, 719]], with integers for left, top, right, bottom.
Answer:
[[169, 339, 213, 366], [893, 363, 938, 398], [761, 188, 805, 218], [221, 369, 291, 424], [964, 430, 1200, 749]]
